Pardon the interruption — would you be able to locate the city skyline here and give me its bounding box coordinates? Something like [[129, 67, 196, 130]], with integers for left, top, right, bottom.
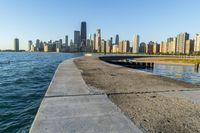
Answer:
[[0, 0, 200, 50]]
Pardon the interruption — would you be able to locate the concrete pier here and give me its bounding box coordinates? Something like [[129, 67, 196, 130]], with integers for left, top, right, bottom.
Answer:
[[29, 58, 142, 133]]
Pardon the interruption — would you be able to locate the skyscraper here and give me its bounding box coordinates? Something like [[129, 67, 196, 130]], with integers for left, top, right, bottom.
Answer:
[[185, 40, 194, 54], [115, 34, 119, 44], [28, 40, 33, 51], [194, 33, 200, 52], [80, 21, 87, 51], [132, 35, 140, 53], [74, 31, 81, 51], [65, 35, 68, 47], [14, 38, 19, 51], [93, 33, 97, 52], [95, 29, 101, 52], [176, 32, 189, 54]]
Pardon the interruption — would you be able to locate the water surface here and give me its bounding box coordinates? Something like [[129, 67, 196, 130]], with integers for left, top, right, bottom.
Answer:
[[0, 52, 82, 133], [145, 64, 200, 85]]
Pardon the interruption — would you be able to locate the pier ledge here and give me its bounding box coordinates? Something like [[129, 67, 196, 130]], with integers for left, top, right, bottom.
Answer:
[[29, 58, 142, 133]]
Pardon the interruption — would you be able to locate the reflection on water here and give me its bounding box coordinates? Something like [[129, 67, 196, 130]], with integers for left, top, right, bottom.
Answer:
[[145, 64, 200, 85]]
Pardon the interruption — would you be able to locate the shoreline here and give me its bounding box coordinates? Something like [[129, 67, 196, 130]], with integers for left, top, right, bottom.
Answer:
[[74, 56, 200, 133]]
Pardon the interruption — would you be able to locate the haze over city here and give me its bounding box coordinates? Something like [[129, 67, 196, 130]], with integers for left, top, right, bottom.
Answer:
[[0, 0, 200, 50]]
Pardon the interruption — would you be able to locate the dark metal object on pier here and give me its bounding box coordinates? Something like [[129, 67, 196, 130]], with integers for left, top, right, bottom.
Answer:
[[195, 63, 200, 72]]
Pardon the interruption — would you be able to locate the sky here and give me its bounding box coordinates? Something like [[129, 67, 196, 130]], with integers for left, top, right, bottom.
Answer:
[[0, 0, 200, 50]]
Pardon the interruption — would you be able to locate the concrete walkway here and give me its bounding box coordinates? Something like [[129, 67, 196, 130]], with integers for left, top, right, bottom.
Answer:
[[29, 58, 142, 133]]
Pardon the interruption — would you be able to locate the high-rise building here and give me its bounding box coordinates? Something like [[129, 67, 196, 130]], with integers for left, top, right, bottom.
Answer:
[[14, 38, 19, 51], [106, 39, 111, 53], [194, 33, 200, 52], [101, 39, 106, 53], [65, 35, 68, 47], [176, 32, 189, 54], [95, 29, 101, 52], [122, 40, 130, 53], [28, 40, 33, 51], [153, 42, 160, 54], [115, 34, 119, 44], [160, 41, 167, 53], [44, 42, 49, 52], [93, 33, 97, 52], [185, 40, 194, 54], [146, 41, 154, 54], [74, 31, 81, 51], [35, 39, 40, 51], [59, 39, 62, 46], [132, 35, 140, 53], [139, 42, 146, 53], [167, 37, 177, 54], [118, 41, 123, 53], [80, 21, 87, 51]]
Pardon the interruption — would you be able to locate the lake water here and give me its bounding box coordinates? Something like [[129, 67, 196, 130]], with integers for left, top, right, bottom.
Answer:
[[145, 64, 200, 85], [0, 52, 82, 133]]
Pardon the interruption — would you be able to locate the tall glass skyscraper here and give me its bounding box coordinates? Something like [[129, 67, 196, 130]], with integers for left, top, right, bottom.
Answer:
[[14, 38, 19, 51], [74, 31, 81, 50], [80, 21, 87, 51], [115, 34, 119, 45]]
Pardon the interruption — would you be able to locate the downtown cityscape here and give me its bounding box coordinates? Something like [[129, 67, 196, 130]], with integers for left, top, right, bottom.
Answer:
[[8, 21, 200, 55]]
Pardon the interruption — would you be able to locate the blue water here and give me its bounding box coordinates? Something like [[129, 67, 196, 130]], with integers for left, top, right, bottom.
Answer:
[[145, 64, 200, 85], [0, 52, 82, 133]]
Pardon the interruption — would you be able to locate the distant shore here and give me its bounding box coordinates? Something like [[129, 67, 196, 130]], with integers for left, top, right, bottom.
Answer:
[[74, 56, 200, 133]]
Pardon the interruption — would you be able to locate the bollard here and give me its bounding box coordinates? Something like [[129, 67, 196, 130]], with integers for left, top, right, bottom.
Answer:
[[195, 63, 199, 72]]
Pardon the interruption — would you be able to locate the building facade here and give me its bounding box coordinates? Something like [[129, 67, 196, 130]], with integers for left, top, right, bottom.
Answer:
[[14, 38, 19, 51], [132, 35, 139, 53]]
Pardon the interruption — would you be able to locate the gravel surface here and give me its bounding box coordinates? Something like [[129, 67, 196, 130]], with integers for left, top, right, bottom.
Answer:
[[74, 56, 200, 133]]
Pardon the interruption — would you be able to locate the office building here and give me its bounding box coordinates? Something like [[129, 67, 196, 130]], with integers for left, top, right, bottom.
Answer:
[[139, 42, 146, 53], [185, 40, 194, 54], [101, 40, 106, 53], [153, 42, 160, 54], [74, 31, 81, 51], [106, 39, 111, 53], [122, 40, 130, 53], [93, 33, 97, 52], [14, 38, 19, 51], [44, 43, 49, 52], [118, 41, 123, 53], [176, 32, 189, 54], [65, 35, 68, 47], [115, 34, 119, 44], [146, 41, 154, 54], [30, 45, 36, 52], [194, 33, 200, 52], [28, 40, 33, 51], [132, 35, 140, 53], [160, 41, 167, 54], [80, 21, 87, 51], [112, 44, 119, 53], [95, 29, 101, 52], [167, 37, 177, 54]]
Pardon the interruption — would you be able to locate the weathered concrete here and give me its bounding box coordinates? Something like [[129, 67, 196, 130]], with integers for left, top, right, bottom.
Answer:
[[160, 90, 200, 104], [29, 58, 142, 133]]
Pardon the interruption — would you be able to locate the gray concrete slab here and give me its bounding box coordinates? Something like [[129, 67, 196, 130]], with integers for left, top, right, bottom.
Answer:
[[29, 58, 142, 133], [45, 59, 90, 97]]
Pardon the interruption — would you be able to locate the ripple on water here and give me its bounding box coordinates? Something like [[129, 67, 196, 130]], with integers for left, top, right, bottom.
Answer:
[[0, 52, 82, 133]]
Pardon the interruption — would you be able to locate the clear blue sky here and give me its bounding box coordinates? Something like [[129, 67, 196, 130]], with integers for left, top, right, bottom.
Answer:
[[0, 0, 200, 50]]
